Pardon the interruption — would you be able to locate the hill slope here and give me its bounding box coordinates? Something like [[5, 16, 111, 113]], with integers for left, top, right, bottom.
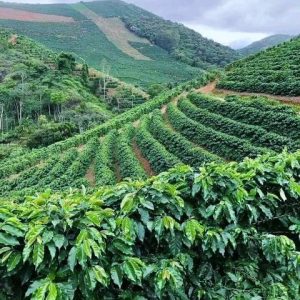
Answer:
[[1, 73, 299, 198], [0, 29, 150, 152], [239, 34, 293, 56], [0, 0, 238, 86], [218, 37, 300, 96]]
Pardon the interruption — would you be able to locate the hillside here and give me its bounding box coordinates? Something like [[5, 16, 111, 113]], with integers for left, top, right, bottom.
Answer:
[[0, 29, 150, 152], [218, 37, 300, 96], [1, 73, 300, 198], [0, 0, 239, 86], [239, 34, 293, 56]]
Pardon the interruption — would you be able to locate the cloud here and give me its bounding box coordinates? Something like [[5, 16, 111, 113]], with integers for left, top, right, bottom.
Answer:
[[2, 0, 298, 46], [127, 0, 300, 35]]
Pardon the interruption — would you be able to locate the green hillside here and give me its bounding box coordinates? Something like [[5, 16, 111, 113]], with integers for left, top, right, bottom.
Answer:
[[1, 72, 299, 198], [83, 0, 239, 68], [0, 0, 239, 86], [218, 37, 300, 96], [0, 29, 151, 153], [239, 34, 293, 56]]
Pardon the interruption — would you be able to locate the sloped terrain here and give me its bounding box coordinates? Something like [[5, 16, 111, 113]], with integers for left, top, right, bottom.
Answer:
[[0, 0, 240, 86], [1, 72, 299, 198], [0, 29, 149, 151], [239, 34, 293, 56], [219, 37, 300, 96], [0, 1, 203, 86]]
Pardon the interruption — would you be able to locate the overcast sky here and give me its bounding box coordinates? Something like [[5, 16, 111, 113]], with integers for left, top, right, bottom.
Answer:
[[2, 0, 298, 48]]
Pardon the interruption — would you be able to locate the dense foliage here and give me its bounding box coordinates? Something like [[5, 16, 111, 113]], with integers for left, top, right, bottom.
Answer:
[[219, 37, 300, 95], [1, 151, 300, 299], [0, 29, 112, 145], [84, 0, 239, 69]]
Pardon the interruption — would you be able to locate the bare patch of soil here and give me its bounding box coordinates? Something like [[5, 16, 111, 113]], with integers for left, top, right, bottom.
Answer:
[[85, 161, 96, 187], [74, 5, 151, 61], [0, 8, 75, 23], [132, 140, 155, 177], [197, 80, 300, 106]]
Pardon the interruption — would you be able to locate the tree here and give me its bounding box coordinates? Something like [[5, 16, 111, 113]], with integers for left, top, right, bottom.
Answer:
[[57, 52, 76, 74], [100, 59, 111, 103]]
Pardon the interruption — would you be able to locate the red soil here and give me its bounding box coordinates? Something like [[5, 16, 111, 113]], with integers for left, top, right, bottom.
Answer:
[[132, 140, 155, 177], [0, 8, 75, 23], [197, 80, 300, 106]]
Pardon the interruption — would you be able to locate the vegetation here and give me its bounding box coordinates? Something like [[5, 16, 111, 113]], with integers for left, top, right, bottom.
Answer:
[[0, 29, 112, 147], [1, 70, 298, 199], [239, 34, 293, 56], [84, 0, 239, 69], [219, 37, 300, 96], [0, 1, 203, 87], [1, 150, 300, 299]]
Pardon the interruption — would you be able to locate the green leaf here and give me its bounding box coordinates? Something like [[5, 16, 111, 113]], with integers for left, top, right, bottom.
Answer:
[[184, 219, 204, 243], [0, 232, 19, 246], [42, 231, 54, 244], [46, 283, 57, 300], [53, 234, 65, 249], [111, 264, 123, 288], [76, 244, 87, 267], [93, 265, 109, 286], [33, 243, 45, 269], [120, 193, 135, 213], [68, 246, 77, 272], [7, 251, 22, 272], [47, 243, 56, 260], [123, 257, 145, 284]]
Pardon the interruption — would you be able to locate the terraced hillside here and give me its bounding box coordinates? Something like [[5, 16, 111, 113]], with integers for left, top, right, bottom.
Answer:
[[219, 36, 300, 96], [0, 0, 238, 86], [1, 75, 299, 198]]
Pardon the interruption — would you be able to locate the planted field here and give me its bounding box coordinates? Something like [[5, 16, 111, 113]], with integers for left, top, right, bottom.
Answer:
[[1, 74, 299, 198], [0, 2, 201, 86], [219, 36, 300, 96]]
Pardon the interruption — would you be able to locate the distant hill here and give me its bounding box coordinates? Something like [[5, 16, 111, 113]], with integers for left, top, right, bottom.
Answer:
[[0, 0, 239, 86], [239, 34, 293, 56], [218, 36, 300, 96]]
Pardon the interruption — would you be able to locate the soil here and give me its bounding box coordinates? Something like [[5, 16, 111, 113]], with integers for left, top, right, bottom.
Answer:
[[85, 162, 96, 187], [132, 140, 155, 177], [197, 80, 300, 106], [0, 8, 75, 23]]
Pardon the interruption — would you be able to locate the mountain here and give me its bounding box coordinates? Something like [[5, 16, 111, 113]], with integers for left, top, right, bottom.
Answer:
[[0, 0, 239, 86], [218, 36, 300, 96], [239, 34, 293, 56], [0, 29, 149, 151]]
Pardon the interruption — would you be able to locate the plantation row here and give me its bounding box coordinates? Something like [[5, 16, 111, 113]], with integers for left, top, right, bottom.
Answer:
[[2, 84, 300, 197], [0, 74, 214, 181], [218, 37, 300, 95], [1, 150, 300, 299]]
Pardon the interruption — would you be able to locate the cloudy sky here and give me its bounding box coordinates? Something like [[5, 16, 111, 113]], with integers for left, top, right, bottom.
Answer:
[[2, 0, 299, 48]]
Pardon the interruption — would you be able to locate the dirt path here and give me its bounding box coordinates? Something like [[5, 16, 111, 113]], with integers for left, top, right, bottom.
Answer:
[[85, 161, 96, 187], [197, 80, 300, 105], [132, 140, 155, 177]]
